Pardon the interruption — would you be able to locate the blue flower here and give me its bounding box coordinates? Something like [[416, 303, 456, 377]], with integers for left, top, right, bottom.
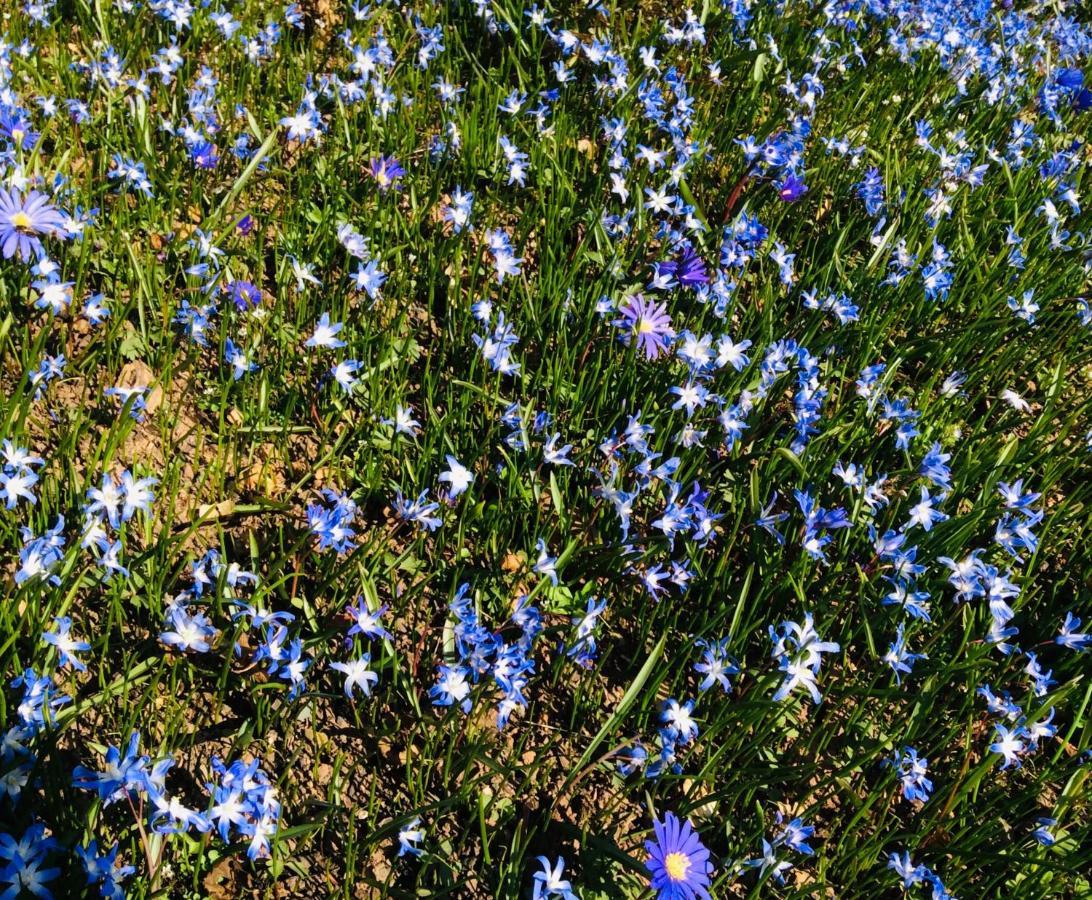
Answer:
[[990, 724, 1028, 769], [0, 831, 60, 899], [693, 638, 739, 693], [890, 747, 933, 803], [393, 489, 442, 532], [398, 817, 425, 857], [564, 597, 606, 668], [883, 625, 926, 685], [533, 539, 559, 584], [307, 489, 359, 553], [660, 698, 699, 745], [532, 856, 578, 899], [42, 617, 90, 671], [11, 667, 70, 739], [443, 187, 474, 232], [438, 455, 474, 498], [304, 312, 346, 349], [887, 851, 926, 888], [1056, 612, 1091, 650], [330, 655, 378, 698], [345, 598, 391, 642], [16, 517, 66, 586], [224, 339, 258, 380], [430, 665, 472, 713], [0, 465, 38, 509], [160, 604, 219, 654], [1032, 818, 1057, 846], [148, 790, 213, 835], [351, 258, 387, 299], [770, 614, 840, 704], [72, 732, 150, 805], [76, 840, 135, 899], [278, 639, 311, 699]]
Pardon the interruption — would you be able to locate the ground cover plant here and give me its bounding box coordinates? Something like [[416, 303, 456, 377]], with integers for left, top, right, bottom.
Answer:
[[1, 0, 1091, 896]]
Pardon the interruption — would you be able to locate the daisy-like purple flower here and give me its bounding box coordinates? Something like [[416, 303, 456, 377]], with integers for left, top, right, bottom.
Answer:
[[368, 155, 405, 192], [0, 187, 68, 261], [644, 812, 713, 899], [616, 294, 674, 360]]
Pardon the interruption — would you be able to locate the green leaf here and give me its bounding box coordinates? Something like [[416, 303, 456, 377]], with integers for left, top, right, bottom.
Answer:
[[561, 633, 667, 792]]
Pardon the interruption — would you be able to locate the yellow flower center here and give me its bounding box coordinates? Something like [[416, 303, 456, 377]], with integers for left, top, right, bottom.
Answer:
[[10, 211, 32, 231], [664, 852, 690, 881], [638, 317, 655, 334]]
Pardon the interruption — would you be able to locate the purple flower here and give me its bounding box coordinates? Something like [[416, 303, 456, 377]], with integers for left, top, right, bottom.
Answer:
[[225, 279, 261, 311], [644, 812, 713, 899], [368, 155, 405, 191], [0, 109, 39, 149], [616, 294, 674, 360], [674, 244, 708, 287], [653, 246, 708, 290], [1056, 68, 1085, 92], [191, 140, 219, 169], [0, 188, 68, 261], [778, 173, 808, 202], [1056, 68, 1092, 110]]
